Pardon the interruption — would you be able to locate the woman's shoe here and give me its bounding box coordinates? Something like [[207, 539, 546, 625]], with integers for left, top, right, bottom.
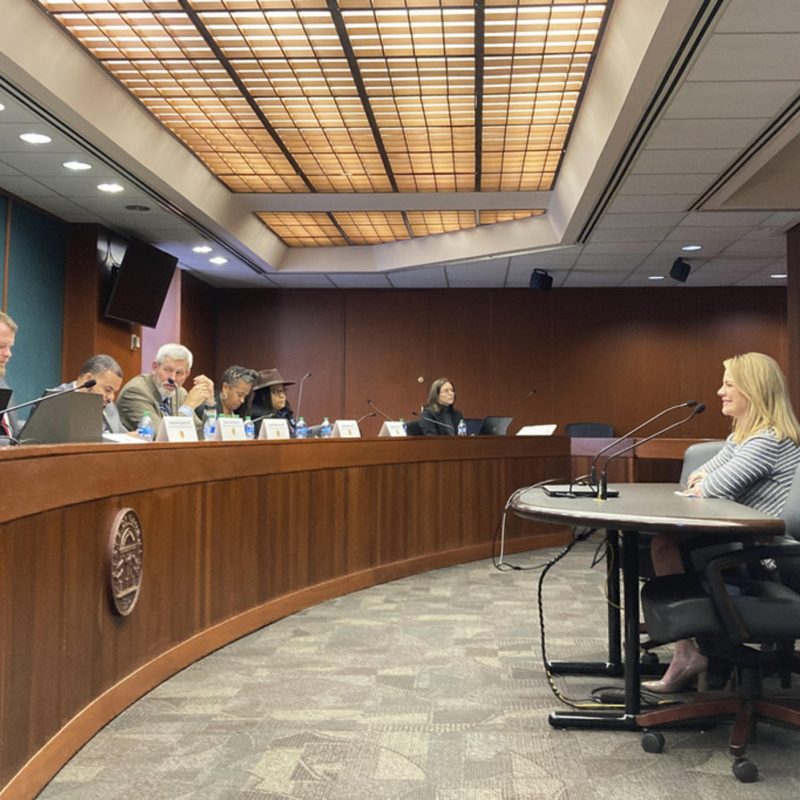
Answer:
[[641, 655, 708, 694]]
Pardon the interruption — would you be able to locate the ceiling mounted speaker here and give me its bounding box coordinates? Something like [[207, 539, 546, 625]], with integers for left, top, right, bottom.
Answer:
[[669, 257, 691, 283], [529, 269, 553, 290]]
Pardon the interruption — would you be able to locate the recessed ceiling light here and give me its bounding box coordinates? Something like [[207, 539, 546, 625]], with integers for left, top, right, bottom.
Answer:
[[124, 204, 150, 212], [648, 275, 665, 281], [770, 273, 788, 280], [0, 103, 5, 112], [681, 244, 702, 252], [97, 182, 124, 193], [19, 132, 52, 144], [63, 160, 92, 171], [209, 256, 228, 265], [193, 245, 212, 254]]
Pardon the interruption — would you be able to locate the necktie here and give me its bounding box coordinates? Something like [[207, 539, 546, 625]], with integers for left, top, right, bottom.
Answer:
[[0, 413, 10, 437], [160, 397, 172, 416]]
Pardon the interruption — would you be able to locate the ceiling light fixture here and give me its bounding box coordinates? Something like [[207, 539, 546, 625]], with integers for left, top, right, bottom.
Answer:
[[97, 182, 123, 193], [192, 245, 212, 254], [681, 244, 702, 252], [770, 273, 788, 279], [124, 204, 150, 212], [209, 256, 228, 265], [648, 275, 665, 281], [63, 160, 91, 171], [19, 132, 51, 144], [0, 103, 5, 112]]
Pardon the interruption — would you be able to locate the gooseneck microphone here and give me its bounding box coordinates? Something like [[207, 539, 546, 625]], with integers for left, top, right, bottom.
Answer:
[[367, 399, 395, 423], [356, 411, 377, 424], [3, 378, 97, 418], [597, 403, 705, 499], [295, 371, 312, 421], [589, 400, 700, 486], [412, 410, 455, 433]]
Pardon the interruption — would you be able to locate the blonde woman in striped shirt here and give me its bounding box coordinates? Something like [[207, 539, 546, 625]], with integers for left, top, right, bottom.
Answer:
[[644, 352, 800, 693]]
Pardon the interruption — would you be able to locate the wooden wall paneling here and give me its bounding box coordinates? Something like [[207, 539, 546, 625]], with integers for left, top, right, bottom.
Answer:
[[343, 466, 380, 574], [488, 289, 554, 432], [788, 224, 800, 407], [344, 290, 431, 437], [180, 271, 218, 382], [63, 225, 140, 382]]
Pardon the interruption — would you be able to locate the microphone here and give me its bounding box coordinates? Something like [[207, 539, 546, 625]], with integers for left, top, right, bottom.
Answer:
[[589, 400, 700, 486], [412, 410, 455, 433], [367, 399, 395, 423], [3, 378, 97, 417], [523, 389, 537, 400], [295, 371, 312, 420], [597, 403, 705, 499], [356, 411, 377, 424]]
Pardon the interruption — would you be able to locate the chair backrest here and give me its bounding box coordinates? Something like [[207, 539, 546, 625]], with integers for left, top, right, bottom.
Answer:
[[781, 463, 800, 541], [679, 440, 726, 484], [564, 422, 614, 438], [404, 419, 423, 436]]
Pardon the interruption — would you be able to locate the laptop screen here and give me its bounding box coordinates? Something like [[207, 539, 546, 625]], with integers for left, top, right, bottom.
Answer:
[[478, 416, 513, 436], [18, 391, 103, 444]]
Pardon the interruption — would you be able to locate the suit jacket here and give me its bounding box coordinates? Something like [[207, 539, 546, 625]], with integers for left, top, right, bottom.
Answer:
[[49, 381, 126, 434], [117, 373, 194, 432], [420, 405, 464, 436], [0, 377, 17, 441]]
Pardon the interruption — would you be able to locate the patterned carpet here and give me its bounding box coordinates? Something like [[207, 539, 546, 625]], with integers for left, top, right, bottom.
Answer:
[[40, 540, 800, 799]]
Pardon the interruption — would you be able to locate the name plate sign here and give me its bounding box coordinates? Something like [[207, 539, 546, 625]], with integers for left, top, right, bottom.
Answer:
[[156, 416, 198, 442], [378, 421, 407, 437], [259, 418, 292, 440], [332, 419, 361, 438], [215, 417, 246, 441]]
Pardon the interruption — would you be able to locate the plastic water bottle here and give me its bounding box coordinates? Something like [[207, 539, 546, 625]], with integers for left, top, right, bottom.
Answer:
[[244, 416, 255, 440], [137, 412, 154, 442], [457, 418, 467, 436], [320, 417, 333, 438], [295, 416, 308, 439], [203, 409, 217, 441]]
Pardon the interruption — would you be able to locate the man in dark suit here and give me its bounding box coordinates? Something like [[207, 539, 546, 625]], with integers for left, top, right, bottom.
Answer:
[[0, 310, 17, 441], [117, 343, 213, 433], [49, 354, 127, 434]]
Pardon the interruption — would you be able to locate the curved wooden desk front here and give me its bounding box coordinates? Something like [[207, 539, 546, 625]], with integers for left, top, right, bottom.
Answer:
[[0, 436, 568, 798]]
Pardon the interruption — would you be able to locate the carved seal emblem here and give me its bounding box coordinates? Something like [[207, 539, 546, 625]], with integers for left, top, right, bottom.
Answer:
[[107, 508, 143, 616]]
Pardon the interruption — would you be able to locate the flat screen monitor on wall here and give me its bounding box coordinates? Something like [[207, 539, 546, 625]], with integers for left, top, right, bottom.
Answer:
[[104, 239, 178, 328]]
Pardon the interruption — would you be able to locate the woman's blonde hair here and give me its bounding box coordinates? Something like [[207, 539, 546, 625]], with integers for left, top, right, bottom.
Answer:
[[426, 377, 454, 414], [724, 352, 800, 444]]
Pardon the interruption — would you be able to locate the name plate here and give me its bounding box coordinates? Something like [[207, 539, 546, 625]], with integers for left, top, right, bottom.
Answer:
[[215, 417, 246, 441], [332, 419, 361, 438], [156, 415, 198, 442], [378, 421, 407, 437], [258, 418, 291, 440]]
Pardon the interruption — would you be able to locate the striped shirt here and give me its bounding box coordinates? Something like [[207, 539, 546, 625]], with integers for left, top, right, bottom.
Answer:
[[699, 429, 800, 517]]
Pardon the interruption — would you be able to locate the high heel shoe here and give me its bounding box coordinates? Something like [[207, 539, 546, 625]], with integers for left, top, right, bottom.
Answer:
[[641, 655, 708, 694]]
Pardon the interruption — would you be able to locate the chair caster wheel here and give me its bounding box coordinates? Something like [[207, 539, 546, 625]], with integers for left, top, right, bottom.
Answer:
[[641, 731, 665, 753], [732, 758, 758, 783], [641, 652, 660, 666]]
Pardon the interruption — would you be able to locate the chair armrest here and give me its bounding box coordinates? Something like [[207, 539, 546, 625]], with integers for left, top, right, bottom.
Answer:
[[703, 544, 800, 642]]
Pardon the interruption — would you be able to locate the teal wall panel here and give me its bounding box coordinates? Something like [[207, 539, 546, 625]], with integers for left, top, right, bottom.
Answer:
[[5, 201, 65, 413]]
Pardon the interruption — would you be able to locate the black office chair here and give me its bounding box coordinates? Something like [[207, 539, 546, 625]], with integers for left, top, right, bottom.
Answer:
[[638, 544, 800, 782], [564, 422, 615, 438], [404, 419, 423, 436]]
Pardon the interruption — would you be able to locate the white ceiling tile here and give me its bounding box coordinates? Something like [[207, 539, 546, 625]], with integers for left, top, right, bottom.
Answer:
[[0, 175, 57, 197], [607, 194, 695, 214], [561, 270, 627, 287], [720, 238, 786, 257], [582, 241, 657, 255], [715, 0, 800, 33], [664, 80, 798, 119], [264, 273, 335, 288], [328, 273, 393, 288], [645, 118, 771, 150], [617, 173, 714, 195], [689, 34, 800, 81], [598, 213, 686, 229], [631, 148, 739, 175], [387, 267, 448, 288], [574, 254, 645, 268], [587, 227, 668, 244]]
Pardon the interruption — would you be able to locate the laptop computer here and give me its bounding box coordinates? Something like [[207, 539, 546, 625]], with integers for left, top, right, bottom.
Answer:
[[18, 391, 103, 444], [543, 483, 619, 498], [478, 416, 513, 436], [0, 388, 11, 413]]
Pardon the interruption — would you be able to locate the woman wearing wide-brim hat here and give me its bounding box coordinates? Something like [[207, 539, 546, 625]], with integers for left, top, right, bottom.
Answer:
[[250, 368, 297, 436]]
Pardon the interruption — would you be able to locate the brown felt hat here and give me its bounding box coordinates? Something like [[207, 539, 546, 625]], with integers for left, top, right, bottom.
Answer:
[[253, 368, 295, 391]]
